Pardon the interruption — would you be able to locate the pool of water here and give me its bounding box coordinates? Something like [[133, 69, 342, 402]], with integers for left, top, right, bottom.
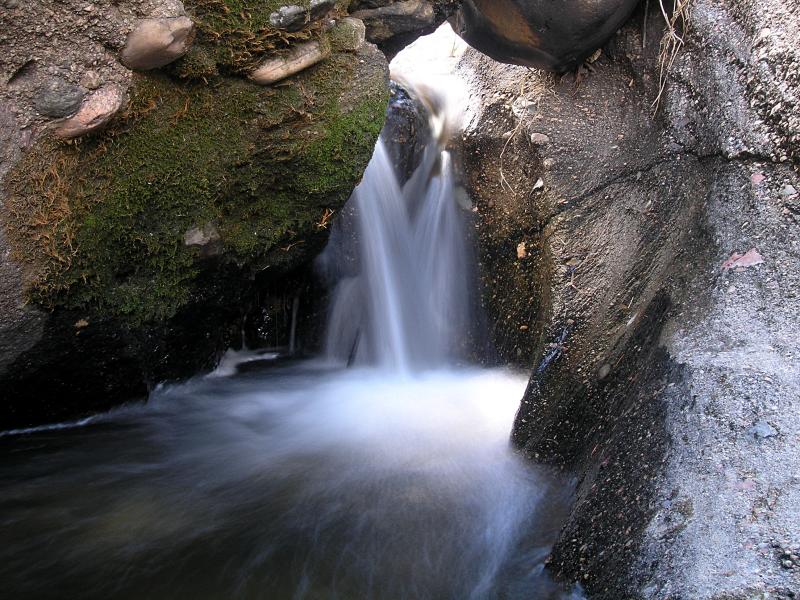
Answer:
[[0, 361, 579, 599]]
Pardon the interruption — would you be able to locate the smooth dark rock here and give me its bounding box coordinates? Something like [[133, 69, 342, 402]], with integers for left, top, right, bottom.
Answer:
[[450, 0, 641, 72], [34, 78, 84, 118], [382, 81, 431, 184]]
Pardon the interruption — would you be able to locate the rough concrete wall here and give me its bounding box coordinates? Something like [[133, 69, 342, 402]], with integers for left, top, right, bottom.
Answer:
[[459, 0, 799, 596]]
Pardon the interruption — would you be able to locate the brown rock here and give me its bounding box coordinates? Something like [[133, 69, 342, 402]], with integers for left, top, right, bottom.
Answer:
[[55, 86, 124, 139], [120, 16, 194, 71]]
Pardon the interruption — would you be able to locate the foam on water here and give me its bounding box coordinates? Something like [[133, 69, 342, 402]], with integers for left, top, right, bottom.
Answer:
[[0, 365, 576, 599]]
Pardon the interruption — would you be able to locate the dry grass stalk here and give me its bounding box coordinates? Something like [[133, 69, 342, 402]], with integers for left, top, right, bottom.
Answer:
[[653, 0, 693, 111]]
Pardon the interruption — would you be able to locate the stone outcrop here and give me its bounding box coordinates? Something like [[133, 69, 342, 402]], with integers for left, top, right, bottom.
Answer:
[[457, 0, 800, 597], [0, 0, 389, 428], [349, 0, 460, 58]]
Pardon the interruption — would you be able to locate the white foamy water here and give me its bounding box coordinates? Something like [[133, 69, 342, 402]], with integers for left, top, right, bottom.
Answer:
[[0, 365, 575, 599]]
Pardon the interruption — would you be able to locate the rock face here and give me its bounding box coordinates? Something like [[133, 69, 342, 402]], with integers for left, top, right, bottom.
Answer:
[[0, 0, 389, 429], [458, 0, 800, 597], [451, 0, 641, 72]]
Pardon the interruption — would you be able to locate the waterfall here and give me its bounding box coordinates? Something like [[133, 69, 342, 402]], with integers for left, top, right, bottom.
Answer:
[[319, 100, 474, 371], [0, 75, 582, 600]]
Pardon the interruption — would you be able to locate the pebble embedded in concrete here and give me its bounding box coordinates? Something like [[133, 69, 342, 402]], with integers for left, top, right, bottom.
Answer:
[[747, 420, 778, 440], [530, 132, 550, 145], [120, 16, 194, 71], [79, 70, 102, 90], [54, 85, 124, 139], [33, 77, 85, 118]]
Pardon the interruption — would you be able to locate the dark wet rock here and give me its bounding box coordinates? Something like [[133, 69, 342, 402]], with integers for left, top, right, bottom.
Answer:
[[381, 80, 432, 184], [350, 0, 460, 59], [451, 0, 641, 72], [33, 78, 84, 118]]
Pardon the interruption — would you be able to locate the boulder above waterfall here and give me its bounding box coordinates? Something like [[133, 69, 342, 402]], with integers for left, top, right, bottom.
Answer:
[[450, 0, 642, 72]]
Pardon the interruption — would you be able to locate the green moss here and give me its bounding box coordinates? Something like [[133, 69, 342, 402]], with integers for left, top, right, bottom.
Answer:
[[3, 48, 388, 325], [183, 0, 341, 72], [172, 45, 219, 80]]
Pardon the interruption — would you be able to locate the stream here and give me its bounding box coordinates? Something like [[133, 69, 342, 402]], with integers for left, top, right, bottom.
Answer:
[[0, 83, 581, 599]]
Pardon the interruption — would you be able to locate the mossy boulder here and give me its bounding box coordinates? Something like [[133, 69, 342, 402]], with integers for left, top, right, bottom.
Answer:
[[4, 44, 388, 327], [0, 38, 387, 428]]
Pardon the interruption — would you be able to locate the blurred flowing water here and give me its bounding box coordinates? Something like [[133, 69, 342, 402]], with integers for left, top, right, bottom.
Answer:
[[0, 84, 581, 599]]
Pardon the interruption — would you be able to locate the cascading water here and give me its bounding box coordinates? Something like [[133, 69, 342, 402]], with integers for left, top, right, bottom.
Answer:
[[0, 80, 581, 599], [319, 99, 474, 371]]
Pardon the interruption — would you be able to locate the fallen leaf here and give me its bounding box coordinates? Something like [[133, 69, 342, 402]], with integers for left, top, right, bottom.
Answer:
[[74, 319, 89, 329], [517, 241, 527, 259], [722, 248, 764, 270]]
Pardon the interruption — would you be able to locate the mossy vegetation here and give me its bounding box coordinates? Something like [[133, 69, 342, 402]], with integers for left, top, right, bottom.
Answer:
[[181, 0, 349, 73], [4, 47, 388, 325]]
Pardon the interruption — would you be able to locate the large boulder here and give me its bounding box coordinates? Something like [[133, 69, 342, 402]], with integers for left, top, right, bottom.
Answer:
[[457, 0, 799, 597], [0, 0, 388, 429], [451, 0, 642, 72]]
